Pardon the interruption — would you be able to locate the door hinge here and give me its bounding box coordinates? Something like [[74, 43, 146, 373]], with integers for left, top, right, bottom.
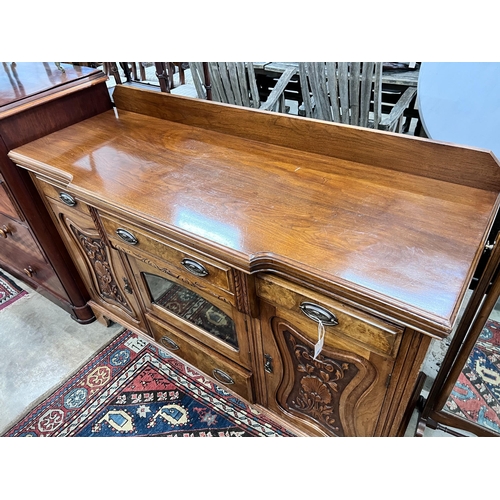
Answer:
[[385, 373, 392, 388]]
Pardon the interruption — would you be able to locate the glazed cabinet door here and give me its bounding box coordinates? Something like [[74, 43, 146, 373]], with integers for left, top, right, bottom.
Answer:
[[126, 255, 253, 369], [42, 195, 147, 332], [256, 274, 404, 437], [126, 255, 256, 401]]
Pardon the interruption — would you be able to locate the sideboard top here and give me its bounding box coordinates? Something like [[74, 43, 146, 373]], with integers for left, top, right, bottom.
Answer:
[[9, 87, 500, 337], [0, 63, 107, 117]]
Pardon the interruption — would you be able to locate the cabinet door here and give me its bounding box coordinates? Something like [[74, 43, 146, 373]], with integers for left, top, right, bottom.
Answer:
[[45, 198, 147, 332], [127, 254, 253, 369], [257, 276, 403, 437]]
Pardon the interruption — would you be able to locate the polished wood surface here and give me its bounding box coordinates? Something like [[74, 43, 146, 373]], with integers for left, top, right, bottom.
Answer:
[[10, 87, 500, 337], [0, 62, 107, 114]]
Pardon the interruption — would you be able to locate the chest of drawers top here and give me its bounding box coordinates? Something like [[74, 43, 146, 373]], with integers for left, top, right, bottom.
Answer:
[[9, 85, 500, 337]]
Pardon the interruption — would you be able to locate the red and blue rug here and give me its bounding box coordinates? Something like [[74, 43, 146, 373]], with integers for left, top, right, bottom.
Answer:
[[3, 329, 296, 437], [0, 270, 27, 312], [445, 319, 500, 434]]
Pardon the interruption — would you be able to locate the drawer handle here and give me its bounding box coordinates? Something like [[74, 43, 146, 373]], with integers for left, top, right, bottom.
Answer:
[[23, 266, 35, 278], [212, 369, 234, 385], [0, 224, 11, 238], [300, 302, 339, 326], [160, 336, 180, 351], [181, 258, 209, 277], [59, 192, 76, 207], [116, 228, 138, 245]]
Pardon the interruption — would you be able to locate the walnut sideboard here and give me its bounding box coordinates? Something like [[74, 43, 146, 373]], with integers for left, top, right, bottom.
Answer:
[[0, 62, 112, 322], [9, 85, 500, 436]]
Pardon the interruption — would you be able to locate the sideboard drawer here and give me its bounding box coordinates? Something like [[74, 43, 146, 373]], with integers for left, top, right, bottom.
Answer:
[[33, 177, 91, 217], [99, 213, 236, 306], [148, 314, 254, 402], [256, 274, 403, 358]]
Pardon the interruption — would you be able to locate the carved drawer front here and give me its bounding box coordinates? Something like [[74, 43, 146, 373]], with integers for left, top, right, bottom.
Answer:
[[148, 314, 254, 402], [33, 177, 92, 217], [256, 274, 403, 358], [128, 255, 253, 369], [99, 213, 237, 308]]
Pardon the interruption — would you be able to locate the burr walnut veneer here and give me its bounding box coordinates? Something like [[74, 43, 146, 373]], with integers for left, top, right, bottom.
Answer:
[[9, 85, 500, 436], [0, 62, 112, 322]]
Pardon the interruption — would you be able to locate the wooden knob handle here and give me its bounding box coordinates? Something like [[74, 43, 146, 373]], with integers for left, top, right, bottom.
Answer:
[[23, 266, 35, 278], [0, 225, 11, 238]]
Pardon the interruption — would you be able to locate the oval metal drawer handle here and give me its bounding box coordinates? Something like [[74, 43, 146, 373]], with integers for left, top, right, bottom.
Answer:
[[160, 336, 180, 351], [181, 258, 209, 277], [116, 228, 138, 245], [212, 369, 234, 385], [300, 302, 339, 326], [59, 192, 76, 207]]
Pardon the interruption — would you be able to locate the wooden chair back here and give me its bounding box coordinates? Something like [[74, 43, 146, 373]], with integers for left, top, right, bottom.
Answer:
[[190, 62, 262, 108], [299, 62, 383, 128]]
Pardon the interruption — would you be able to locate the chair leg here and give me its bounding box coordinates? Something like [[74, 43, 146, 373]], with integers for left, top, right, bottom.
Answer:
[[178, 63, 186, 85], [139, 63, 146, 81]]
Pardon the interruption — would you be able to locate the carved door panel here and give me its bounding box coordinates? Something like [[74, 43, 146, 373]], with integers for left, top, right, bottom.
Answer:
[[45, 198, 147, 331], [259, 301, 397, 437]]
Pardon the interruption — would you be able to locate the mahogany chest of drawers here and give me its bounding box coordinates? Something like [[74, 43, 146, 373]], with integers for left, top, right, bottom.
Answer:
[[0, 62, 112, 321]]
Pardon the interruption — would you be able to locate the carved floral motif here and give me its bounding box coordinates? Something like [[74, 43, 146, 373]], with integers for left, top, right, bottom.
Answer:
[[282, 329, 359, 436]]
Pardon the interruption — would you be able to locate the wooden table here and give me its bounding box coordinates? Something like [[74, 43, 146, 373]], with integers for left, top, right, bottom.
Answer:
[[418, 62, 500, 159]]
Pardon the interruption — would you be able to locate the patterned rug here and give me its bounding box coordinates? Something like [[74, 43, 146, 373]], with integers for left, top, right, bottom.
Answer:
[[0, 270, 27, 312], [445, 319, 500, 433], [3, 329, 296, 437]]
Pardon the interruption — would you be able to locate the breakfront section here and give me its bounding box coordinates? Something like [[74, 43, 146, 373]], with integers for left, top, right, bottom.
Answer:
[[96, 210, 258, 402], [255, 274, 415, 437]]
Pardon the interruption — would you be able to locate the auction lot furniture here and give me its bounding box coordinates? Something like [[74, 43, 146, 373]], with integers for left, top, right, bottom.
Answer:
[[0, 62, 112, 322], [9, 85, 500, 436]]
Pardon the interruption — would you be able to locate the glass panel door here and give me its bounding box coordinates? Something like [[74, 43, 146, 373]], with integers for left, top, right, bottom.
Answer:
[[143, 272, 239, 349]]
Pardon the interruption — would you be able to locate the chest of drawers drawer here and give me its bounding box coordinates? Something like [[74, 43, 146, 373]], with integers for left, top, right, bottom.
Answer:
[[256, 274, 404, 358], [0, 174, 23, 221], [99, 213, 237, 307], [0, 213, 45, 263]]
